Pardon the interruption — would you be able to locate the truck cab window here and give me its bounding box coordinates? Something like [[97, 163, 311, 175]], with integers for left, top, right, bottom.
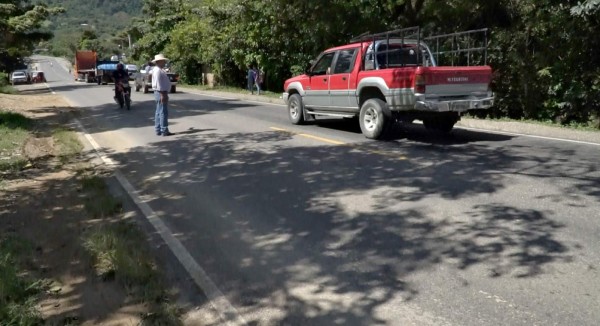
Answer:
[[311, 52, 335, 76], [333, 49, 358, 74], [377, 44, 423, 68]]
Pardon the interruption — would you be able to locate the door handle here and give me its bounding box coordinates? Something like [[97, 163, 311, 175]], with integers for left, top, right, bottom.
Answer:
[[342, 77, 347, 81], [323, 78, 327, 82]]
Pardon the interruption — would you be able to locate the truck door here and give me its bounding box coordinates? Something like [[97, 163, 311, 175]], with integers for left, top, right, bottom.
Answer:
[[329, 48, 358, 110], [304, 52, 335, 108]]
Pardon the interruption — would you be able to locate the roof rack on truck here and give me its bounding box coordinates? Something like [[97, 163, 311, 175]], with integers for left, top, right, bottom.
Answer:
[[424, 28, 489, 66], [350, 26, 422, 68], [350, 27, 490, 68]]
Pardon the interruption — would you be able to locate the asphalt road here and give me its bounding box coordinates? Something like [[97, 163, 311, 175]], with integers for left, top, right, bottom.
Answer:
[[22, 56, 600, 325]]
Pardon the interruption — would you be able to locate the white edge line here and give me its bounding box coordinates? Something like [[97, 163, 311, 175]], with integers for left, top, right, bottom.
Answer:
[[51, 83, 247, 325], [73, 118, 247, 326], [457, 125, 600, 147]]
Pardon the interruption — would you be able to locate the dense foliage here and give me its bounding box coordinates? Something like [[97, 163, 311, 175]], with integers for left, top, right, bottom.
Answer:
[[131, 0, 600, 127], [0, 0, 63, 72]]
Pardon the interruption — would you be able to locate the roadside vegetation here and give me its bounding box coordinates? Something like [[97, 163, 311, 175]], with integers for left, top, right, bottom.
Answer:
[[0, 236, 45, 324], [129, 0, 600, 129], [0, 111, 33, 172], [0, 93, 182, 324], [0, 73, 18, 95], [80, 175, 181, 324]]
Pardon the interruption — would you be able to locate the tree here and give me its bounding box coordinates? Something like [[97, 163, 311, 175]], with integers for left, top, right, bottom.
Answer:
[[0, 1, 64, 71]]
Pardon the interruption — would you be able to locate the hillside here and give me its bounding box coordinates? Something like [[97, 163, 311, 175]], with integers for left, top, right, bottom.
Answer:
[[39, 0, 144, 59], [42, 0, 143, 33]]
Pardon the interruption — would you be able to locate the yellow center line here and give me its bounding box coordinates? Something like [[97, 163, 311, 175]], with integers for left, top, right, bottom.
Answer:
[[269, 127, 407, 160]]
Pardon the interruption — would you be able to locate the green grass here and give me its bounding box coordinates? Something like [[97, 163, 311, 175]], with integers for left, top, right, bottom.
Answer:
[[52, 127, 83, 162], [465, 114, 600, 132], [0, 86, 18, 95], [80, 174, 181, 324], [83, 221, 181, 325], [182, 83, 283, 99], [0, 111, 33, 172], [0, 235, 44, 325], [80, 176, 123, 218]]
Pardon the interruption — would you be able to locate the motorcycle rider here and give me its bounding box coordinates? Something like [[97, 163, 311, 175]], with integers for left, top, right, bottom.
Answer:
[[112, 63, 129, 103]]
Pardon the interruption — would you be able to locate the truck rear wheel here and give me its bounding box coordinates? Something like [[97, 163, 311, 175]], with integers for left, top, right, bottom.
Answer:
[[359, 98, 390, 139], [143, 85, 149, 94], [288, 94, 305, 125]]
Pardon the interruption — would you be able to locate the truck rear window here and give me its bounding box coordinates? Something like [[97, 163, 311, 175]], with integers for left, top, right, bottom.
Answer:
[[365, 44, 426, 70]]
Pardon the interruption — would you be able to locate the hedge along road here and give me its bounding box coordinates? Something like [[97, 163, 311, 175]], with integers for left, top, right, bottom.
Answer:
[[31, 56, 600, 326]]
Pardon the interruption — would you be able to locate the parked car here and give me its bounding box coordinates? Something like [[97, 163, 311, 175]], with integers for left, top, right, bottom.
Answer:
[[134, 65, 179, 93], [31, 71, 46, 83], [10, 71, 29, 85], [126, 64, 138, 81]]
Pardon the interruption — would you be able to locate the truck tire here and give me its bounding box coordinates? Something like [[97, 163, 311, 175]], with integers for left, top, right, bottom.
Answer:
[[359, 98, 390, 139], [143, 85, 149, 94], [170, 85, 176, 93], [135, 84, 140, 92], [288, 94, 305, 125]]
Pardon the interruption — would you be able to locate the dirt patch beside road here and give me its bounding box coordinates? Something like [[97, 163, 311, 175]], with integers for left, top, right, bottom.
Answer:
[[0, 92, 181, 325]]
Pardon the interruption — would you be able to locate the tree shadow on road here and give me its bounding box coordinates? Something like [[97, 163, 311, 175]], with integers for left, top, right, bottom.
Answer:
[[104, 126, 598, 324]]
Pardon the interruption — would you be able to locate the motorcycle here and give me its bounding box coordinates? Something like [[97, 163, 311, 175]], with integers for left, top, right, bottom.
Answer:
[[115, 80, 132, 110]]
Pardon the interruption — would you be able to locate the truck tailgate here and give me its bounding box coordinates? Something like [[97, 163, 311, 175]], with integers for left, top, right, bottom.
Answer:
[[420, 66, 492, 97]]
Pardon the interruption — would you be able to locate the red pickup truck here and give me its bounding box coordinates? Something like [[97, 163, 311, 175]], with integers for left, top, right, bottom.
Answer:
[[283, 27, 494, 139]]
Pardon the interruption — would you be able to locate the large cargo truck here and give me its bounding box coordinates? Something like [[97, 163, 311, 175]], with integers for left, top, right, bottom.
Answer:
[[74, 50, 97, 83]]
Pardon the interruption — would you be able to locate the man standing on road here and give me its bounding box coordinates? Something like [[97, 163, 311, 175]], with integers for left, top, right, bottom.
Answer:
[[151, 54, 173, 136]]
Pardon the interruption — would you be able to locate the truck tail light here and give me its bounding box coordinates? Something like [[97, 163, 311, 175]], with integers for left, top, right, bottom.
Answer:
[[414, 74, 426, 94]]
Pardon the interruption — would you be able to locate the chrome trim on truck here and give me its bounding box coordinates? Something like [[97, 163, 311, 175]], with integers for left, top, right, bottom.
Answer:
[[415, 96, 494, 112]]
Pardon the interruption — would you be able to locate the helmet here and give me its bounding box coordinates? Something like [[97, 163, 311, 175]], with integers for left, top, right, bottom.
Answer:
[[117, 63, 124, 70]]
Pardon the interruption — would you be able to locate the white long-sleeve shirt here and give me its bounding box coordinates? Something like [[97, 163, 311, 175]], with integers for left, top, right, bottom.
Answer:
[[151, 66, 171, 92]]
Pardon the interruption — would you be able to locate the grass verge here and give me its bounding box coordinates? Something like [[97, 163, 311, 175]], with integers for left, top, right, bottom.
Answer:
[[0, 72, 18, 95], [80, 176, 181, 325], [464, 114, 600, 132], [52, 127, 83, 163], [0, 85, 18, 95], [0, 235, 45, 324], [0, 111, 33, 172], [81, 176, 123, 218]]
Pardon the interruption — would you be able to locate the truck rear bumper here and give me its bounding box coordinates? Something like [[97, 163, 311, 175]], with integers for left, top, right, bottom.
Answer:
[[414, 96, 494, 112]]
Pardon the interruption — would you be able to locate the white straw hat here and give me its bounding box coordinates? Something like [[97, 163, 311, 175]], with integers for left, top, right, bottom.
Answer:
[[151, 54, 169, 63]]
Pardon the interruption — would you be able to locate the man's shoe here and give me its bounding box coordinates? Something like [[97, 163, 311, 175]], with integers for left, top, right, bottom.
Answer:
[[156, 132, 162, 136], [162, 131, 174, 136]]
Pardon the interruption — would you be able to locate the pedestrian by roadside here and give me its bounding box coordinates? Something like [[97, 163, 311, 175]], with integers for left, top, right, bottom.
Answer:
[[254, 67, 263, 95], [151, 54, 173, 136], [247, 64, 256, 94]]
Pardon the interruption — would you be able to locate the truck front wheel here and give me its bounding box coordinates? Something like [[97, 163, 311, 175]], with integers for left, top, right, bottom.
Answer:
[[359, 98, 390, 139], [288, 94, 305, 125], [143, 85, 149, 94]]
